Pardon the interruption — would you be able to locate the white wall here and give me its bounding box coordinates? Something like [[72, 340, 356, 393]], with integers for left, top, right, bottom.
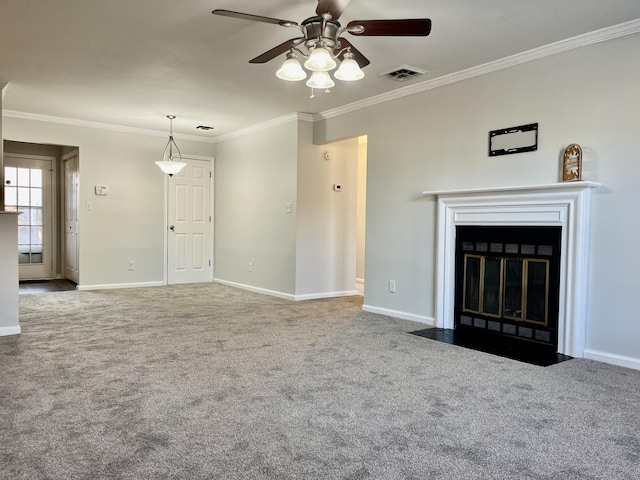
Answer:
[[3, 117, 214, 288], [0, 213, 20, 335], [314, 33, 640, 365], [214, 121, 299, 296], [295, 121, 358, 298]]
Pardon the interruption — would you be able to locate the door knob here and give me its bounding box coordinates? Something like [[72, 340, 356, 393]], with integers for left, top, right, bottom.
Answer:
[[169, 225, 175, 231]]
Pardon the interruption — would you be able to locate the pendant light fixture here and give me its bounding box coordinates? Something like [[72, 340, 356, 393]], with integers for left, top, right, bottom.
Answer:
[[155, 115, 187, 176]]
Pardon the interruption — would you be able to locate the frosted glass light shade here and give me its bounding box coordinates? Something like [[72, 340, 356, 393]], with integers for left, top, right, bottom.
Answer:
[[155, 160, 187, 176], [306, 71, 335, 89], [304, 47, 336, 72], [334, 54, 364, 81], [276, 54, 307, 81]]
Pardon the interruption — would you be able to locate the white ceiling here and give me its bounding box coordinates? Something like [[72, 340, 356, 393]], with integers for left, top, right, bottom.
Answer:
[[2, 0, 640, 140]]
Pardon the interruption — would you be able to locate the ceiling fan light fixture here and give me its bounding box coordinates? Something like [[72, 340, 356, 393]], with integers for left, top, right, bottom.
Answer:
[[306, 71, 335, 89], [276, 52, 307, 81], [334, 52, 364, 81], [304, 46, 337, 72], [156, 115, 187, 177]]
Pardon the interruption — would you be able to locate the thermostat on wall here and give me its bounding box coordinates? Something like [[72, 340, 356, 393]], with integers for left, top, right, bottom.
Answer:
[[95, 185, 109, 196]]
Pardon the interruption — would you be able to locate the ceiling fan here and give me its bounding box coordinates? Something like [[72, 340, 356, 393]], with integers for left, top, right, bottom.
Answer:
[[212, 0, 432, 93]]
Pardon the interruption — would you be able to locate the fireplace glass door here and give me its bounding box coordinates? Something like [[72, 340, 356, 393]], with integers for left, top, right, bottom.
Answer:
[[455, 226, 561, 348], [463, 255, 549, 325]]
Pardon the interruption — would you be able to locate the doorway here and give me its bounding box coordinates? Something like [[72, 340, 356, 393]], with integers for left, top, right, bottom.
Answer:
[[3, 154, 54, 280], [167, 156, 214, 285]]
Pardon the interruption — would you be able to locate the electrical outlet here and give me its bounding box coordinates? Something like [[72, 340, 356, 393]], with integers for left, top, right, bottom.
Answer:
[[128, 261, 134, 270], [389, 280, 396, 293], [248, 262, 253, 273]]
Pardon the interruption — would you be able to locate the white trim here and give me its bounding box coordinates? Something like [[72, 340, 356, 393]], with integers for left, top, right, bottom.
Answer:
[[5, 153, 57, 281], [363, 304, 435, 326], [0, 326, 21, 337], [2, 110, 217, 143], [214, 278, 295, 301], [76, 281, 165, 291], [584, 349, 640, 371], [434, 182, 599, 358], [211, 113, 314, 143], [423, 181, 602, 197], [295, 290, 358, 301], [318, 19, 640, 121]]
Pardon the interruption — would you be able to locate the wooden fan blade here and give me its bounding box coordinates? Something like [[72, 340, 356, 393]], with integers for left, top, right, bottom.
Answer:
[[316, 0, 351, 20], [347, 19, 432, 36], [337, 38, 370, 68], [249, 38, 303, 64], [212, 9, 298, 27]]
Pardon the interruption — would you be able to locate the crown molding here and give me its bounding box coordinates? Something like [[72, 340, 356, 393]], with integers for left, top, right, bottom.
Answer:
[[211, 112, 315, 143], [2, 110, 218, 143], [318, 18, 640, 121]]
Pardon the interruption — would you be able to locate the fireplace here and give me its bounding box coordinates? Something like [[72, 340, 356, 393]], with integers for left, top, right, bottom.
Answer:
[[427, 182, 600, 358], [454, 225, 562, 356]]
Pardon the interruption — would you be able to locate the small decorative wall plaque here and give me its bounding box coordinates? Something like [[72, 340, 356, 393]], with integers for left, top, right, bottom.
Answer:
[[562, 144, 582, 182]]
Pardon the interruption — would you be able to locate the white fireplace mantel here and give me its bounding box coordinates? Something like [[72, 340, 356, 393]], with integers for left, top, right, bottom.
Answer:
[[425, 181, 601, 358]]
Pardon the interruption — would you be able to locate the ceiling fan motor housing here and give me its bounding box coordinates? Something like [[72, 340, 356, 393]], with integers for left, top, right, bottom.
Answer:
[[302, 16, 341, 51]]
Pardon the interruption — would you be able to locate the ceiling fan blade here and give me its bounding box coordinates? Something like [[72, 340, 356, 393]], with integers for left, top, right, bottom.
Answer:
[[212, 9, 298, 27], [249, 38, 304, 64], [337, 38, 370, 68], [316, 0, 351, 20], [347, 19, 432, 36]]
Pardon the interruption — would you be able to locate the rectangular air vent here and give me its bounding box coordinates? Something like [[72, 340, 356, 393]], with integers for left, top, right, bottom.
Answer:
[[379, 64, 428, 82]]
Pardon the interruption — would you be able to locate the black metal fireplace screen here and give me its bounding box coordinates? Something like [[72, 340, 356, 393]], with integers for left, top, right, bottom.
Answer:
[[455, 226, 561, 347]]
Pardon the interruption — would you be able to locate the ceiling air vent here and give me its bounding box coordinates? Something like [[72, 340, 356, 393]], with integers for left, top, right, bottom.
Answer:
[[379, 64, 428, 82]]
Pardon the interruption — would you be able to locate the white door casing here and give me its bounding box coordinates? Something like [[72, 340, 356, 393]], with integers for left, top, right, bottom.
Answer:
[[167, 157, 213, 285], [63, 152, 79, 284], [3, 154, 55, 280]]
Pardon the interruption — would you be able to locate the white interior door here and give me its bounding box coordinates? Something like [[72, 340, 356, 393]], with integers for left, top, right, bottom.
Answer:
[[167, 157, 213, 284], [3, 154, 54, 280], [63, 153, 79, 284]]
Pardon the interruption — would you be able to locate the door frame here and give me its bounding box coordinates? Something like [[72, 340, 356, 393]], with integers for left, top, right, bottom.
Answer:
[[163, 155, 214, 285], [4, 153, 57, 280], [62, 150, 80, 284]]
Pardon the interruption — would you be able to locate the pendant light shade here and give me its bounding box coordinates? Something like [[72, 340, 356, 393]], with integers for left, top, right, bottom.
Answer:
[[306, 71, 335, 89], [276, 52, 307, 81], [304, 46, 336, 72], [156, 115, 186, 176], [334, 52, 365, 81]]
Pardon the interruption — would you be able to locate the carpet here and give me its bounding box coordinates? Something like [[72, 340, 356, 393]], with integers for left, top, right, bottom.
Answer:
[[1, 283, 639, 479]]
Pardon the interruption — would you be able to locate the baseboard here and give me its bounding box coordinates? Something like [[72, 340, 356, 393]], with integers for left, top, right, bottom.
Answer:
[[77, 281, 165, 291], [362, 304, 436, 326], [0, 325, 21, 337], [294, 290, 359, 301], [583, 349, 640, 371], [214, 278, 295, 301]]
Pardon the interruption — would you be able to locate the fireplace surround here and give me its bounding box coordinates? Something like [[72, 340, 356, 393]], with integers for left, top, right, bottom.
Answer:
[[424, 181, 600, 358]]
